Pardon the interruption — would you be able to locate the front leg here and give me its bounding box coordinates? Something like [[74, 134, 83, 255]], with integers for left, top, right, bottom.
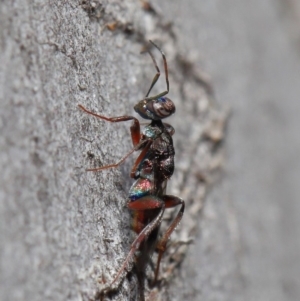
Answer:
[[78, 104, 141, 146], [78, 104, 144, 171]]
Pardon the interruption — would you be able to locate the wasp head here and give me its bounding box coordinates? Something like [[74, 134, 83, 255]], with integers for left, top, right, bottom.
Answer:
[[134, 97, 175, 120]]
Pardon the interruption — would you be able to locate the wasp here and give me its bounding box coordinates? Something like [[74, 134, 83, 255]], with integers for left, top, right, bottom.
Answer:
[[79, 41, 185, 294]]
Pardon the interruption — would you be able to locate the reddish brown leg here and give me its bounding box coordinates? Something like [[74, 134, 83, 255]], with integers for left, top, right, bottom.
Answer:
[[85, 138, 149, 172], [78, 104, 141, 146], [106, 196, 165, 289], [130, 140, 152, 178], [153, 195, 185, 283], [78, 104, 145, 171]]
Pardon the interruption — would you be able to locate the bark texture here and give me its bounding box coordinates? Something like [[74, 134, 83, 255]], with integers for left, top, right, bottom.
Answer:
[[1, 1, 300, 301]]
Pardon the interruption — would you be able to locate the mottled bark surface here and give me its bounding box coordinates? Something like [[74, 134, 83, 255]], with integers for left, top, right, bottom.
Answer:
[[1, 1, 300, 301]]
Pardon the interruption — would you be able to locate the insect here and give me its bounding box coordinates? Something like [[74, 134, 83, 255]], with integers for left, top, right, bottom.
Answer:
[[79, 41, 185, 294]]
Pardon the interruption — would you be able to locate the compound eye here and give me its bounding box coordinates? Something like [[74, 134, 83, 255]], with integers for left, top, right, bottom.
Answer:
[[153, 97, 175, 118], [153, 102, 170, 118]]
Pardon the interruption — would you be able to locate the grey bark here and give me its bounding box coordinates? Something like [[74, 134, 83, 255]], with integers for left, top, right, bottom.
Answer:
[[1, 1, 300, 301]]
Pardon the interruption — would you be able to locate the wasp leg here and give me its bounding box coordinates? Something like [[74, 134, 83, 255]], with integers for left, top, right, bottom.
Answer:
[[85, 139, 149, 172], [153, 195, 185, 283], [130, 140, 152, 178], [103, 196, 165, 291], [78, 104, 141, 146]]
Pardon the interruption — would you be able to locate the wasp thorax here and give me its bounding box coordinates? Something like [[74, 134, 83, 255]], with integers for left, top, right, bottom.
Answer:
[[134, 97, 175, 120]]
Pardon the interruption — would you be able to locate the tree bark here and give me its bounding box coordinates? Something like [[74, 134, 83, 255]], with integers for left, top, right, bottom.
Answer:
[[1, 1, 299, 301]]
